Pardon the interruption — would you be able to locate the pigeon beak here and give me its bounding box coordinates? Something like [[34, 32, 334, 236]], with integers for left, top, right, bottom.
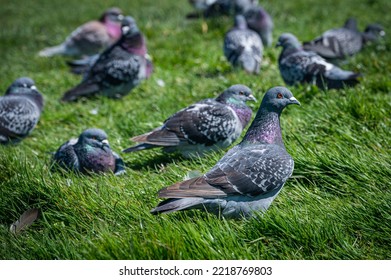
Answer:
[[289, 96, 301, 106], [275, 41, 282, 47], [248, 94, 257, 102], [30, 85, 37, 90], [117, 14, 124, 21], [380, 30, 386, 37], [121, 26, 130, 34], [102, 139, 110, 146]]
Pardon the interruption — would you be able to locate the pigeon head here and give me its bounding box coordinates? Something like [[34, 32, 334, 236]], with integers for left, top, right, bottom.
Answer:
[[121, 16, 139, 37], [234, 15, 248, 30], [78, 128, 110, 150], [216, 84, 257, 104], [100, 7, 124, 23], [5, 77, 37, 95], [260, 86, 300, 112], [276, 33, 301, 49], [242, 86, 299, 146], [363, 23, 385, 42]]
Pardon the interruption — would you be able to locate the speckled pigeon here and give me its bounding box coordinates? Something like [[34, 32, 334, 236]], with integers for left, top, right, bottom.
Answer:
[[277, 33, 361, 90], [52, 128, 125, 175], [303, 18, 386, 59], [244, 5, 273, 47], [151, 86, 300, 218], [61, 16, 153, 102], [123, 84, 256, 158], [39, 7, 123, 57], [224, 15, 263, 74], [0, 77, 44, 144]]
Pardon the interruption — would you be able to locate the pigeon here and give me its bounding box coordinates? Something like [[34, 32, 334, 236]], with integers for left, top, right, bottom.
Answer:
[[233, 0, 259, 14], [277, 33, 361, 90], [187, 0, 257, 18], [123, 84, 256, 158], [244, 5, 273, 47], [303, 18, 386, 59], [61, 16, 153, 102], [151, 86, 300, 218], [0, 77, 44, 144], [52, 128, 126, 175], [38, 7, 123, 57], [224, 15, 263, 74]]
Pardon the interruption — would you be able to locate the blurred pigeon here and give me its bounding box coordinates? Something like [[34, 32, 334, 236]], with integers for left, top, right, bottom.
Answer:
[[61, 16, 153, 102], [39, 7, 123, 57], [123, 84, 256, 158], [0, 77, 44, 144], [277, 33, 361, 90], [233, 0, 259, 14], [303, 18, 386, 59], [244, 5, 273, 47], [52, 128, 126, 175], [151, 86, 300, 218], [224, 15, 263, 74], [187, 0, 257, 18]]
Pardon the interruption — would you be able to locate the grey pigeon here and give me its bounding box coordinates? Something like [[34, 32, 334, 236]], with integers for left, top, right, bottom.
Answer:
[[61, 16, 153, 102], [303, 18, 386, 59], [244, 5, 273, 47], [151, 86, 300, 218], [39, 7, 123, 57], [0, 77, 44, 144], [224, 15, 263, 74], [52, 128, 125, 175], [187, 0, 258, 18], [277, 33, 361, 90], [233, 0, 259, 14], [123, 84, 256, 158]]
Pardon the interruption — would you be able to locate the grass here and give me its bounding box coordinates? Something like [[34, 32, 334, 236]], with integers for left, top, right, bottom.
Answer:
[[0, 0, 390, 260]]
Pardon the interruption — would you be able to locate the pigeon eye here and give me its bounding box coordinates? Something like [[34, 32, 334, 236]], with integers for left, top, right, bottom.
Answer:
[[239, 91, 244, 95], [277, 93, 283, 99]]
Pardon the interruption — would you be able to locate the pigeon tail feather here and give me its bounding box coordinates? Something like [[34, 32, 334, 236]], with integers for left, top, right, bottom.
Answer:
[[150, 197, 204, 215], [38, 44, 66, 57], [61, 82, 100, 102], [122, 143, 157, 153]]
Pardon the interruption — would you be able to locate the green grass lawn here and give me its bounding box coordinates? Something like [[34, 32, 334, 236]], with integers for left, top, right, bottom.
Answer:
[[0, 0, 390, 259]]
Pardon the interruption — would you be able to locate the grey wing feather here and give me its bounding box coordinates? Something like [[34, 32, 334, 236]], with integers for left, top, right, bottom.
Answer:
[[164, 101, 238, 146], [0, 97, 40, 138], [52, 139, 80, 171], [206, 144, 294, 197]]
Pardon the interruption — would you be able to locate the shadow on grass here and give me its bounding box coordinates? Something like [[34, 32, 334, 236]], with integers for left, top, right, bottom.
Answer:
[[124, 152, 184, 171]]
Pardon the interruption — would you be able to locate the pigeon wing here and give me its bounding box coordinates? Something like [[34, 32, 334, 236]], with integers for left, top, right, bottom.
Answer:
[[158, 144, 294, 199], [0, 96, 40, 138]]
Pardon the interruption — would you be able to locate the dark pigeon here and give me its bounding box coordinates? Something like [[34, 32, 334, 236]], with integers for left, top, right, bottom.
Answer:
[[61, 16, 153, 102], [52, 128, 125, 175], [244, 5, 273, 47], [151, 86, 300, 218], [123, 84, 256, 158], [303, 18, 386, 59], [224, 15, 263, 74], [0, 77, 44, 144], [277, 33, 361, 90], [39, 7, 123, 57]]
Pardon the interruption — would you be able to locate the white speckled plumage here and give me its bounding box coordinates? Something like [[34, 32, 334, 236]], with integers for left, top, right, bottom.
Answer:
[[123, 84, 256, 158]]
